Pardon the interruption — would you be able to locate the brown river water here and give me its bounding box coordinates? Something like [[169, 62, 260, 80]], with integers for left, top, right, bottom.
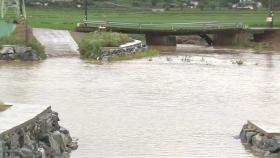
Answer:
[[0, 48, 280, 158]]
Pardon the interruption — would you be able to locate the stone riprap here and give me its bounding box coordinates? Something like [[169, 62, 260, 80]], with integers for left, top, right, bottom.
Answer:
[[100, 40, 146, 60], [240, 120, 280, 156], [0, 104, 78, 158], [0, 45, 40, 61]]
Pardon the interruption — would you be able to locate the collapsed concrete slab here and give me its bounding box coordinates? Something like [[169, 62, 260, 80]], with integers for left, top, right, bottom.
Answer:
[[0, 104, 78, 158]]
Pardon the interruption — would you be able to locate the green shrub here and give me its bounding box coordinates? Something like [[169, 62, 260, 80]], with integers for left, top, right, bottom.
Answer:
[[79, 32, 133, 59]]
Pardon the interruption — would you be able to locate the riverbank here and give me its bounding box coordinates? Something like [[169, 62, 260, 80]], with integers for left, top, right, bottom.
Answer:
[[0, 24, 46, 60]]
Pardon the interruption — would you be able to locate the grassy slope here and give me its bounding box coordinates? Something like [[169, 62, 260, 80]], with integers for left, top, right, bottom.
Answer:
[[26, 7, 280, 30]]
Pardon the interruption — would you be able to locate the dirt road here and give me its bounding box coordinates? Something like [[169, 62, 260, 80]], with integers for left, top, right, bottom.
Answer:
[[33, 28, 79, 57]]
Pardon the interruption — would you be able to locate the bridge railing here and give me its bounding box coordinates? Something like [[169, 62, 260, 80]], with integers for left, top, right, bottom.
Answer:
[[82, 20, 246, 31]]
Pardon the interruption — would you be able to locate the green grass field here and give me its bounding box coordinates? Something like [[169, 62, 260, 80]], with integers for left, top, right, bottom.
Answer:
[[23, 7, 280, 30]]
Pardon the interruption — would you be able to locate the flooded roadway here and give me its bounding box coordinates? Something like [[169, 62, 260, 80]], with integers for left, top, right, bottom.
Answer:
[[0, 49, 279, 158]]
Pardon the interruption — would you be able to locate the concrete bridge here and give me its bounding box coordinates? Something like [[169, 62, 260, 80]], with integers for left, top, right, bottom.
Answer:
[[76, 21, 280, 46]]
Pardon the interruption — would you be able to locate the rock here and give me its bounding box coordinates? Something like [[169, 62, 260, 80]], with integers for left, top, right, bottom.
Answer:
[[0, 46, 16, 60], [245, 131, 258, 144], [14, 47, 28, 55], [252, 133, 264, 147], [0, 140, 3, 157], [0, 46, 40, 61], [262, 139, 280, 153], [19, 147, 33, 158], [240, 122, 280, 156], [20, 50, 40, 61]]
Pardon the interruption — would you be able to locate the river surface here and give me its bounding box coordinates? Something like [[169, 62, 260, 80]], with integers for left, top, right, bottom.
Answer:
[[0, 49, 280, 158]]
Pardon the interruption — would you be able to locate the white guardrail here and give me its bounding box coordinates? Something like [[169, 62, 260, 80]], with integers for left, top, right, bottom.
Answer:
[[82, 20, 247, 30]]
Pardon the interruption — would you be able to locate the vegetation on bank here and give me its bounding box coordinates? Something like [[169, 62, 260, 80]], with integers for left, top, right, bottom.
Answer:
[[0, 102, 12, 112], [25, 7, 280, 30], [0, 24, 46, 59], [109, 49, 159, 61], [79, 32, 132, 59]]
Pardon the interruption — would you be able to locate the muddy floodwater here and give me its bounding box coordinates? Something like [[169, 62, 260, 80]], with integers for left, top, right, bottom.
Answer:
[[0, 49, 280, 158]]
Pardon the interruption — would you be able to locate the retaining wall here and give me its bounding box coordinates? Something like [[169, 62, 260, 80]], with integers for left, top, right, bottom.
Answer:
[[100, 40, 146, 60]]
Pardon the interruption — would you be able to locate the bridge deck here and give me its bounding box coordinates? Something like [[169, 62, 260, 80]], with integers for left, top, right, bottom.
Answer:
[[76, 21, 245, 35]]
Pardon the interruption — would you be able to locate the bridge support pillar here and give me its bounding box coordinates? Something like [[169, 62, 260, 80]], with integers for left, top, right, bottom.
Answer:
[[145, 34, 177, 46], [213, 31, 250, 46]]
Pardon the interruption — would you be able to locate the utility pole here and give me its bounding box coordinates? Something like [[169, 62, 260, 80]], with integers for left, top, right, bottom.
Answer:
[[267, 0, 274, 28], [84, 0, 88, 27]]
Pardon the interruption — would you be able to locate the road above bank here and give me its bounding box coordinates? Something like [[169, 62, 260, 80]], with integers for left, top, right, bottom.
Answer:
[[33, 28, 79, 57]]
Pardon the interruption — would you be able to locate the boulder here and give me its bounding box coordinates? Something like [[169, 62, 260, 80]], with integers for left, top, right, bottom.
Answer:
[[252, 133, 264, 147], [0, 46, 40, 61], [240, 122, 280, 156]]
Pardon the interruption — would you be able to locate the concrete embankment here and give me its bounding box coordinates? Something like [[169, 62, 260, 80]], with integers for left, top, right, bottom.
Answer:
[[0, 104, 78, 158], [33, 28, 79, 57], [240, 120, 280, 156], [100, 40, 146, 60]]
